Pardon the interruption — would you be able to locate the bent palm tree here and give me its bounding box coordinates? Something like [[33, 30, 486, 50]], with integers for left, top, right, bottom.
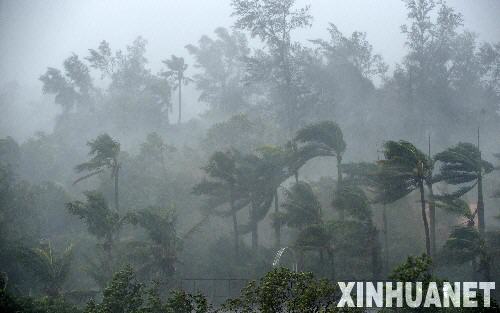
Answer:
[[379, 140, 432, 256], [74, 134, 121, 211], [294, 121, 346, 218], [434, 142, 494, 234], [193, 150, 248, 256]]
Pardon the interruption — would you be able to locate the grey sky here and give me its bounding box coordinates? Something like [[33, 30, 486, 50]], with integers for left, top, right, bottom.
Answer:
[[1, 0, 499, 89]]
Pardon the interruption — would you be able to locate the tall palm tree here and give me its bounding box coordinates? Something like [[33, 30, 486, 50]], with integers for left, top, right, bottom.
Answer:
[[294, 121, 346, 218], [424, 137, 438, 257], [193, 150, 248, 256], [74, 134, 121, 211], [434, 142, 494, 235], [162, 55, 192, 124], [378, 140, 432, 256], [18, 241, 73, 297], [236, 152, 276, 252], [256, 145, 290, 248], [342, 161, 396, 274]]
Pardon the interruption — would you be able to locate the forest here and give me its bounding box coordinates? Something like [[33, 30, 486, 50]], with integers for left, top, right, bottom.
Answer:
[[1, 0, 500, 311]]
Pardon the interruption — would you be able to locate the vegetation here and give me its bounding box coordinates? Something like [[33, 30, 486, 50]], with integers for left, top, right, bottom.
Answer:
[[2, 0, 500, 311]]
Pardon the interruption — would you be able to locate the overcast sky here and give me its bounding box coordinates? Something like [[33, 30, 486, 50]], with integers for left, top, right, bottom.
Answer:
[[1, 0, 499, 88]]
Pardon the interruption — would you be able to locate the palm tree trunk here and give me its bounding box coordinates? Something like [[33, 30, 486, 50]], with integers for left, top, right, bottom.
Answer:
[[477, 173, 485, 235], [232, 213, 239, 257], [230, 187, 239, 257], [427, 182, 436, 257], [336, 155, 344, 221], [252, 221, 258, 252], [178, 77, 182, 124], [114, 165, 119, 211], [274, 189, 281, 248], [382, 203, 389, 274], [419, 181, 431, 256], [370, 227, 380, 280], [250, 200, 258, 252]]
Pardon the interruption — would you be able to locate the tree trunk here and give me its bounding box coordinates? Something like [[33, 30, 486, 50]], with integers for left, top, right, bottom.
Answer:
[[297, 248, 304, 272], [370, 227, 380, 280], [274, 189, 281, 249], [477, 174, 485, 235], [232, 213, 239, 257], [382, 203, 389, 274], [252, 221, 258, 253], [427, 182, 436, 257], [230, 186, 239, 257], [250, 200, 258, 253], [336, 155, 344, 221], [419, 181, 431, 256], [328, 249, 335, 282], [114, 165, 119, 211], [178, 77, 182, 124]]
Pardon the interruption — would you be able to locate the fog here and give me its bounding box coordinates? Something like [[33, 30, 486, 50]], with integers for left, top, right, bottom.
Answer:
[[1, 0, 500, 311], [1, 0, 499, 134]]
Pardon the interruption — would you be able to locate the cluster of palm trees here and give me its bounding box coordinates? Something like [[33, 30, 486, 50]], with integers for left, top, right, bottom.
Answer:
[[67, 134, 180, 286], [193, 121, 348, 267], [195, 120, 499, 280]]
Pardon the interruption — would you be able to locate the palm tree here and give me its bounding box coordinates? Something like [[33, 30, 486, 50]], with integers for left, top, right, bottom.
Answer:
[[378, 140, 432, 256], [162, 55, 192, 124], [18, 241, 73, 297], [256, 145, 290, 248], [236, 152, 276, 252], [281, 181, 323, 271], [74, 134, 121, 211], [126, 207, 179, 280], [193, 150, 248, 256], [436, 196, 490, 280], [67, 191, 122, 285], [294, 121, 346, 218], [295, 121, 346, 183], [434, 142, 494, 235], [282, 182, 322, 229]]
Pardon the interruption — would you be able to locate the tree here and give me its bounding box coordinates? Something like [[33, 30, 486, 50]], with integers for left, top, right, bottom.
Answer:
[[18, 242, 73, 297], [66, 191, 122, 286], [434, 142, 494, 234], [74, 134, 121, 211], [281, 181, 323, 271], [40, 54, 94, 113], [236, 152, 275, 253], [222, 268, 337, 312], [281, 182, 322, 229], [193, 150, 248, 257], [126, 207, 179, 280], [86, 38, 172, 128], [231, 0, 312, 133], [163, 55, 192, 124], [294, 121, 346, 218], [186, 27, 251, 116], [434, 196, 490, 280], [378, 140, 432, 256], [256, 145, 290, 248]]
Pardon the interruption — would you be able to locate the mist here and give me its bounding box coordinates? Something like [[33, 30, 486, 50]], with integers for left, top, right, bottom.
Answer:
[[1, 0, 500, 311]]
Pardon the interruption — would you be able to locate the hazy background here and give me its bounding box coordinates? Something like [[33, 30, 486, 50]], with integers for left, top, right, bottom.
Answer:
[[1, 0, 499, 140]]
